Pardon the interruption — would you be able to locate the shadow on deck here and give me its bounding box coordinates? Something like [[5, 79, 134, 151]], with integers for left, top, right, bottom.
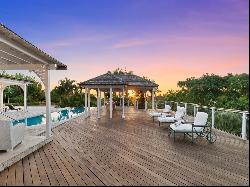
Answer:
[[0, 107, 249, 186]]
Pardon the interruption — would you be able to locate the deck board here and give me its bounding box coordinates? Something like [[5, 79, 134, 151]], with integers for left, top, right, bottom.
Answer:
[[0, 107, 248, 186]]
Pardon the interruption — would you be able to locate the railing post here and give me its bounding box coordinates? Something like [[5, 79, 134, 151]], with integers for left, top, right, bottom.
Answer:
[[193, 105, 196, 117], [211, 107, 215, 129], [84, 88, 88, 118], [185, 103, 187, 115], [241, 112, 247, 140]]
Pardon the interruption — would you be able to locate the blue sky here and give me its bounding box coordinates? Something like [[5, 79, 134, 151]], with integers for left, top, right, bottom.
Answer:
[[0, 0, 249, 91]]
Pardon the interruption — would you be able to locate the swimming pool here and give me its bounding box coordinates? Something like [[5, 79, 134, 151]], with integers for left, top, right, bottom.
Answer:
[[12, 107, 85, 126]]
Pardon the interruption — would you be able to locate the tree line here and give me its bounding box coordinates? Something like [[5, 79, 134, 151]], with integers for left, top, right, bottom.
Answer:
[[1, 71, 248, 111], [160, 73, 249, 110]]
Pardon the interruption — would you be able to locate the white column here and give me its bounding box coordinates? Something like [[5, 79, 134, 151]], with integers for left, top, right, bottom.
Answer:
[[88, 88, 90, 117], [23, 84, 27, 112], [110, 87, 113, 118], [84, 88, 88, 118], [241, 112, 247, 140], [0, 87, 3, 112], [119, 92, 122, 106], [103, 92, 106, 107], [152, 88, 155, 110], [99, 91, 102, 110], [97, 88, 100, 119], [122, 87, 125, 118], [211, 107, 215, 129], [144, 93, 147, 111], [45, 70, 51, 138]]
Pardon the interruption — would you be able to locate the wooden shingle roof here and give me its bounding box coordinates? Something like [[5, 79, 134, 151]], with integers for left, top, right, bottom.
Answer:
[[80, 72, 125, 86], [80, 72, 158, 88]]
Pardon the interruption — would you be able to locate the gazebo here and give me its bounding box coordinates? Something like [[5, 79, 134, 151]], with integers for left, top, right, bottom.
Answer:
[[0, 77, 31, 112], [80, 72, 158, 119], [0, 24, 67, 138]]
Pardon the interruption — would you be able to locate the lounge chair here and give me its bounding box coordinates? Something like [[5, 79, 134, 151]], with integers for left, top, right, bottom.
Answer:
[[162, 104, 171, 113], [5, 104, 21, 111], [0, 120, 26, 151], [168, 112, 216, 144], [149, 104, 173, 122], [149, 111, 172, 122], [157, 106, 185, 126]]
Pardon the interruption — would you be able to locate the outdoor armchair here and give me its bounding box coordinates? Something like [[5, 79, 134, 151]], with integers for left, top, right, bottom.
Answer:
[[157, 106, 185, 126], [168, 112, 216, 144], [149, 111, 172, 122], [0, 120, 26, 151], [162, 104, 171, 113]]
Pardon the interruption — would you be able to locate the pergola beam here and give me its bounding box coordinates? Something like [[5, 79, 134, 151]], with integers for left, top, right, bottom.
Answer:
[[0, 63, 56, 70], [0, 36, 50, 65]]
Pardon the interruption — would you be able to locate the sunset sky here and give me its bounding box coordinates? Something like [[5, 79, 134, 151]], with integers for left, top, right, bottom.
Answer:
[[0, 0, 249, 92]]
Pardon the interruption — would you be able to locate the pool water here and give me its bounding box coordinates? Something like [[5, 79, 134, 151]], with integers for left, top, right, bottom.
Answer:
[[12, 107, 84, 126]]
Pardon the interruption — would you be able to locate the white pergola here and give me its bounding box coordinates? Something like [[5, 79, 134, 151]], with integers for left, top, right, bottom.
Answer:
[[0, 24, 67, 138], [0, 77, 31, 112]]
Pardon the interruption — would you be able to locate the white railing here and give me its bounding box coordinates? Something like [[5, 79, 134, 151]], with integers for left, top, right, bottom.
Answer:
[[155, 100, 249, 141]]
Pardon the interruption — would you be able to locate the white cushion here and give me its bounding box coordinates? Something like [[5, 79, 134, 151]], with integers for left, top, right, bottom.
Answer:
[[163, 108, 171, 113], [177, 106, 186, 113], [170, 123, 204, 133], [158, 116, 175, 122], [163, 105, 171, 113], [165, 105, 171, 109], [174, 110, 184, 120], [149, 112, 162, 117], [194, 112, 208, 126], [170, 112, 208, 133], [0, 120, 26, 151]]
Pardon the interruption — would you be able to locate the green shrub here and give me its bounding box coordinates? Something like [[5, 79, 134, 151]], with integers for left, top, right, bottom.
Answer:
[[215, 111, 242, 136]]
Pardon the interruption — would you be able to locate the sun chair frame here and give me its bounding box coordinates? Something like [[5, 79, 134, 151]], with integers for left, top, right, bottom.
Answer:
[[168, 121, 216, 144]]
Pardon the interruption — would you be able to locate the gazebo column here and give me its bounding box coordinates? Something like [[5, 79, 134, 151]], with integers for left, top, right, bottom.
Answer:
[[0, 86, 3, 112], [110, 87, 113, 118], [152, 88, 155, 111], [119, 92, 122, 106], [23, 84, 27, 112], [84, 88, 88, 118], [144, 92, 147, 111], [88, 88, 91, 117], [103, 92, 106, 107], [45, 69, 52, 138], [122, 86, 125, 118], [97, 88, 100, 119]]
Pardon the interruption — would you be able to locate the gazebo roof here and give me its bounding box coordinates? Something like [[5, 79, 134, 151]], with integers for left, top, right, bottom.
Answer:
[[115, 74, 158, 87], [80, 72, 125, 86], [80, 72, 158, 90]]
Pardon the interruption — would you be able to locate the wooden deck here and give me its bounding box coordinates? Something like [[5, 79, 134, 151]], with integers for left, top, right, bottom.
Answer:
[[0, 107, 249, 186]]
